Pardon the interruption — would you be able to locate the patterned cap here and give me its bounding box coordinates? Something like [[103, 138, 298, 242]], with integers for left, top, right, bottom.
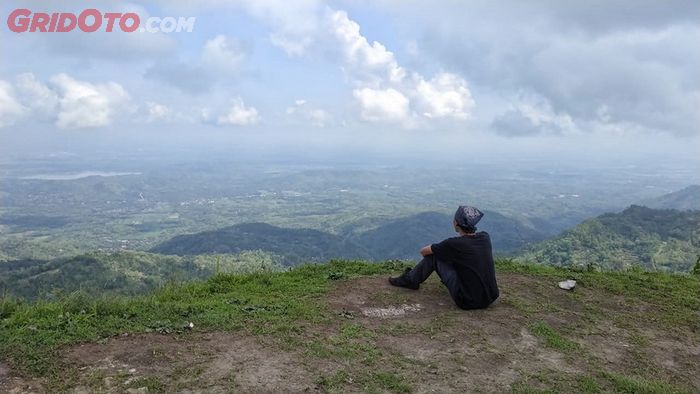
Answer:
[[454, 205, 484, 228]]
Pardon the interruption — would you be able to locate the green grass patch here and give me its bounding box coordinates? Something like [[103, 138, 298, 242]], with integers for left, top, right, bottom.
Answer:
[[0, 260, 408, 377], [601, 371, 691, 394], [528, 321, 581, 353], [512, 370, 601, 393], [126, 376, 166, 393], [497, 259, 700, 332], [316, 369, 411, 393]]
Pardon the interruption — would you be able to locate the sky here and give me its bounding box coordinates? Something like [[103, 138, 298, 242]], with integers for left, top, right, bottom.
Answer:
[[1, 0, 699, 164]]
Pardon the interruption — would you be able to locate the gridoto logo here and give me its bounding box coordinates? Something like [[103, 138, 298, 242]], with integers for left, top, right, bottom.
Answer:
[[7, 8, 196, 33]]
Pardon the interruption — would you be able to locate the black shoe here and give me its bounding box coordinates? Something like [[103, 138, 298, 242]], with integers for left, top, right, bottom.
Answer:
[[389, 268, 419, 290]]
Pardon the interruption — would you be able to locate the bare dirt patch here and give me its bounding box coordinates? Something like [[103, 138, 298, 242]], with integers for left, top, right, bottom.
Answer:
[[323, 274, 587, 392], [0, 362, 43, 394], [63, 332, 319, 393], [327, 276, 457, 325]]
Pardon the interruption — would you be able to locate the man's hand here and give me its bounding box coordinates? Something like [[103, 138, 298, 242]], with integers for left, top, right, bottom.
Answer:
[[420, 245, 433, 257]]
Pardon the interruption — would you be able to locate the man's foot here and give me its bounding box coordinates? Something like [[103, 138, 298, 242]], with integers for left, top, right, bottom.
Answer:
[[389, 268, 419, 290]]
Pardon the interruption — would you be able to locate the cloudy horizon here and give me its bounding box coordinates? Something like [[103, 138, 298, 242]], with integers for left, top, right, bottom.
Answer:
[[1, 1, 699, 164]]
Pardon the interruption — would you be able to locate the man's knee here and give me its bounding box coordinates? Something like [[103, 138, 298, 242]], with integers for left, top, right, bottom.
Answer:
[[417, 254, 438, 271]]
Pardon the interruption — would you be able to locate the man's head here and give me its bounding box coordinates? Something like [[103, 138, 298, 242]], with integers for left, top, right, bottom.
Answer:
[[453, 205, 484, 234]]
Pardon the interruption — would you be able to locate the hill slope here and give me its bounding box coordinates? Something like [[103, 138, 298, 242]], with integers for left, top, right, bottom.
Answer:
[[352, 211, 546, 259], [151, 222, 370, 264], [1, 260, 698, 393], [519, 205, 700, 272], [0, 250, 283, 300], [639, 185, 700, 211]]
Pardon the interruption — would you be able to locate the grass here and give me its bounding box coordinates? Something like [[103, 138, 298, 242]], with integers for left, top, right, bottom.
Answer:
[[316, 369, 412, 394], [512, 370, 601, 393], [512, 370, 693, 394], [1, 258, 698, 393], [528, 321, 581, 353], [601, 371, 691, 394], [126, 376, 166, 393], [0, 260, 410, 377], [497, 259, 700, 332]]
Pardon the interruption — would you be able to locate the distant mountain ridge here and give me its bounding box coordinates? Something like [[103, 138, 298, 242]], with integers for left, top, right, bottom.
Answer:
[[151, 211, 546, 263], [638, 185, 700, 211], [518, 205, 700, 272], [349, 211, 546, 260]]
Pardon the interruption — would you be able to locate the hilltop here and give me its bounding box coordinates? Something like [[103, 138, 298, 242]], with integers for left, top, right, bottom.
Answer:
[[519, 206, 700, 272], [1, 260, 698, 393]]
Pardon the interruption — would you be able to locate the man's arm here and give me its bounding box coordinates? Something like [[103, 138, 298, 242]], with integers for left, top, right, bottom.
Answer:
[[420, 245, 433, 257]]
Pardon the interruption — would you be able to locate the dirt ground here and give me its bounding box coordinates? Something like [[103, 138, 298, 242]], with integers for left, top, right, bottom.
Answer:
[[2, 274, 699, 393]]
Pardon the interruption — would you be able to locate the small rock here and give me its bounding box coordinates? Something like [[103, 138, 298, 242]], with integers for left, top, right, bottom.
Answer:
[[558, 279, 576, 291], [128, 368, 136, 374], [126, 388, 148, 394]]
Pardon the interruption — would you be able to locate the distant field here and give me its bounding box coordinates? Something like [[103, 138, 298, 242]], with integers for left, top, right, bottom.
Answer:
[[1, 157, 695, 261]]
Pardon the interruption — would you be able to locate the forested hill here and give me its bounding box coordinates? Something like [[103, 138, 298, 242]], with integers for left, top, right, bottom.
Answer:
[[152, 211, 545, 264], [151, 222, 370, 265], [639, 185, 700, 211], [518, 205, 700, 272], [0, 250, 283, 300]]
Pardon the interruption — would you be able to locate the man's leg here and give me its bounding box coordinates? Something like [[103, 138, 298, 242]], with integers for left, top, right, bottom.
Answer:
[[402, 255, 464, 304], [405, 254, 439, 284], [389, 255, 438, 289], [390, 255, 465, 301]]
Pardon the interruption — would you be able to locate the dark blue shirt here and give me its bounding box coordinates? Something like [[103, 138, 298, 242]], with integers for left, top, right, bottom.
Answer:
[[431, 232, 499, 309]]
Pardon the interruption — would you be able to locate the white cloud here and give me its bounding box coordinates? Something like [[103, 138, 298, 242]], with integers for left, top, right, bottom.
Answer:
[[145, 102, 172, 122], [202, 35, 246, 72], [353, 88, 409, 123], [413, 73, 475, 119], [217, 98, 260, 125], [286, 99, 331, 127], [147, 34, 247, 93], [0, 80, 27, 128], [491, 93, 577, 137], [270, 34, 313, 57], [326, 10, 406, 85], [244, 0, 322, 56], [321, 9, 474, 126], [14, 73, 58, 117], [50, 74, 130, 129]]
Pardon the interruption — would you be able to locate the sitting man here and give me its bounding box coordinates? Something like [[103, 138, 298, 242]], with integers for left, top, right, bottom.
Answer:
[[389, 205, 499, 310]]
